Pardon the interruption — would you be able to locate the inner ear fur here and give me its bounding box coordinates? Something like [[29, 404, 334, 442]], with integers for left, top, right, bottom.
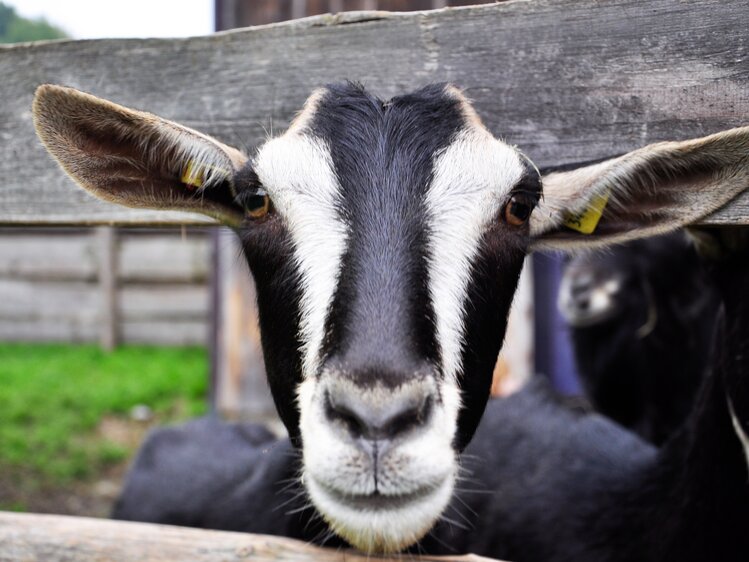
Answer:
[[531, 127, 749, 251], [32, 84, 248, 224]]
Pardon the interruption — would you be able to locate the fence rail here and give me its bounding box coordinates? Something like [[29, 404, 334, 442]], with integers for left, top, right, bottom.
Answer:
[[1, 0, 748, 226], [0, 512, 500, 562]]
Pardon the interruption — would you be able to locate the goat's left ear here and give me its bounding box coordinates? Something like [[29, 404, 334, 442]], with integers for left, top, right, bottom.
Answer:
[[530, 127, 749, 251], [32, 84, 248, 225]]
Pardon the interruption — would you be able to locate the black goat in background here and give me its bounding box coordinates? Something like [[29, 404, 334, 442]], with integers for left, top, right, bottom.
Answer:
[[558, 232, 719, 445]]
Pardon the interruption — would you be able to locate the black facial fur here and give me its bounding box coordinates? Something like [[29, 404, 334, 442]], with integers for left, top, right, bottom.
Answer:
[[236, 82, 534, 450], [236, 204, 306, 444], [454, 228, 528, 449], [312, 83, 465, 387]]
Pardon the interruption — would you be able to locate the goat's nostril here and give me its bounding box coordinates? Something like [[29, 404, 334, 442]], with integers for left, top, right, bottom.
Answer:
[[325, 393, 366, 438], [324, 387, 434, 442], [384, 395, 433, 439]]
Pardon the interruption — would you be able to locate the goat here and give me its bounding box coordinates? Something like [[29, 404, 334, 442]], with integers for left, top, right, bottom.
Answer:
[[32, 82, 749, 556], [558, 232, 719, 444], [116, 259, 749, 561]]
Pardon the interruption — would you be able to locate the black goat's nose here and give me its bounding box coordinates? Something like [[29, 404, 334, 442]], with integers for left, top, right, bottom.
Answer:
[[324, 381, 434, 442]]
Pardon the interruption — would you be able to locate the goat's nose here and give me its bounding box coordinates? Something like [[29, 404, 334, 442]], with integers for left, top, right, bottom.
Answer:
[[324, 379, 434, 443]]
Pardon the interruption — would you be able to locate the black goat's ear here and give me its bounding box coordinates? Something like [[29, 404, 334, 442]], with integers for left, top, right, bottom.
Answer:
[[530, 127, 749, 251], [32, 84, 247, 225]]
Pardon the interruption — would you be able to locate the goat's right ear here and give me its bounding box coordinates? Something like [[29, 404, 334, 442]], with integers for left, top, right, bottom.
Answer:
[[530, 127, 749, 251], [32, 84, 248, 224]]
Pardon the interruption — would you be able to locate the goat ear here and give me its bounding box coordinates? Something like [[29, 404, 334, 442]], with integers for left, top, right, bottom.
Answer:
[[530, 127, 749, 251], [32, 84, 248, 224]]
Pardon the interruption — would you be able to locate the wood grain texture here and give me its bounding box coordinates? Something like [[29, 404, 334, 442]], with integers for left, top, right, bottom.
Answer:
[[0, 512, 500, 562], [0, 233, 98, 281], [0, 229, 211, 345], [213, 228, 275, 421], [1, 0, 748, 225], [118, 234, 211, 283], [97, 226, 118, 350]]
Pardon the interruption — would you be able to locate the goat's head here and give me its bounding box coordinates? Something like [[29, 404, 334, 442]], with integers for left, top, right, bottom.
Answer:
[[558, 233, 707, 330], [32, 82, 749, 553]]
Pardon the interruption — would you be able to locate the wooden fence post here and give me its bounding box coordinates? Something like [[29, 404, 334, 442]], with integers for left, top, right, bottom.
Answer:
[[97, 226, 118, 351], [213, 229, 276, 422]]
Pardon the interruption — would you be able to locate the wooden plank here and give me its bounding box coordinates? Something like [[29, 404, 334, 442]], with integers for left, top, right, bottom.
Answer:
[[0, 279, 209, 345], [1, 0, 748, 225], [0, 232, 98, 281], [0, 279, 101, 342], [97, 226, 118, 350], [0, 279, 100, 320], [213, 228, 275, 420], [0, 512, 499, 562], [120, 320, 208, 346], [0, 321, 98, 343], [119, 285, 209, 321], [0, 230, 210, 283], [0, 319, 207, 346], [118, 233, 211, 283]]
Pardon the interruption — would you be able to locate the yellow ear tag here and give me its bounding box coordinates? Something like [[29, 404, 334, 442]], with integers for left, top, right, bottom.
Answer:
[[181, 161, 205, 190], [563, 189, 611, 234], [181, 161, 230, 191]]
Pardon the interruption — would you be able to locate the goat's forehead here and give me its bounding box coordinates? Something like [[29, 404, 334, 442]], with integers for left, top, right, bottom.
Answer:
[[253, 84, 527, 197]]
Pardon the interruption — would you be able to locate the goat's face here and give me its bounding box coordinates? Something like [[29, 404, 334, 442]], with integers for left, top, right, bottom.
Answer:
[[33, 82, 749, 554], [241, 84, 537, 551], [558, 234, 708, 330]]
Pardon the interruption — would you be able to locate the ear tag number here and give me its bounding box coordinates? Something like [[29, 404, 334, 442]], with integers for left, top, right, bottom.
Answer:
[[181, 160, 229, 191], [563, 189, 611, 234]]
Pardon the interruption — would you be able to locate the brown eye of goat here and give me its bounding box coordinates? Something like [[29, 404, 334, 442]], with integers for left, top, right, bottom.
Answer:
[[504, 195, 533, 227], [244, 191, 271, 219]]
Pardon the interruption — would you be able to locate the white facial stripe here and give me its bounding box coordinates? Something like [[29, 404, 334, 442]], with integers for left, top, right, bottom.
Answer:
[[253, 134, 347, 378], [425, 127, 526, 382]]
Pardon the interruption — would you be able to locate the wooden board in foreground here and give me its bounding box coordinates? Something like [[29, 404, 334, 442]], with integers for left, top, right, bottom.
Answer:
[[1, 0, 748, 226], [0, 512, 500, 562]]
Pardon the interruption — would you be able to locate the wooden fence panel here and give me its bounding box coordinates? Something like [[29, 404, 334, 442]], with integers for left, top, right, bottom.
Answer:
[[118, 234, 210, 284], [0, 279, 101, 322], [0, 0, 747, 225], [0, 231, 98, 281], [0, 229, 212, 346]]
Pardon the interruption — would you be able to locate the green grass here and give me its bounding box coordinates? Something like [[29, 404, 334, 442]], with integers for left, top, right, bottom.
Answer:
[[0, 344, 208, 484]]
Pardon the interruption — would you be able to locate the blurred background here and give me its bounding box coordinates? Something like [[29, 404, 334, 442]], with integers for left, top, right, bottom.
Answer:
[[0, 0, 578, 518]]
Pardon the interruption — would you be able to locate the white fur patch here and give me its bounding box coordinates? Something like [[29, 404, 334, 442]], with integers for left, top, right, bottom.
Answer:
[[253, 133, 347, 379], [425, 127, 527, 384]]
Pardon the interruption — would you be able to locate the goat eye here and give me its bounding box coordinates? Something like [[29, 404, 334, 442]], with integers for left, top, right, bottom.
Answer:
[[504, 195, 533, 227], [244, 191, 271, 219]]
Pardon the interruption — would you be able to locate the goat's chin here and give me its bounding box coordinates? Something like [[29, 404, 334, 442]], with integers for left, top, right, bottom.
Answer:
[[306, 474, 454, 553]]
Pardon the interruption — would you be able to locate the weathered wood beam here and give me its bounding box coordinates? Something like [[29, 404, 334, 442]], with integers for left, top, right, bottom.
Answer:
[[1, 0, 748, 225], [0, 512, 500, 562], [97, 226, 119, 350]]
